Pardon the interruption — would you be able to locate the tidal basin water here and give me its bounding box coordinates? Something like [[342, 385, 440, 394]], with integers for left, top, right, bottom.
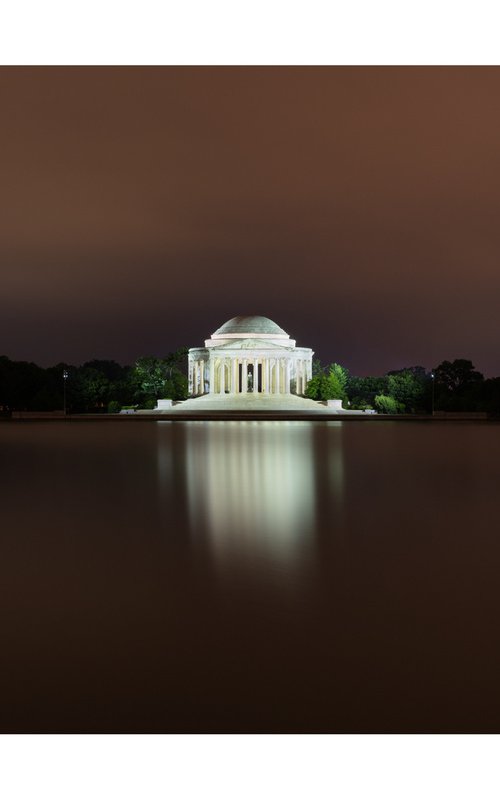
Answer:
[[1, 420, 500, 732]]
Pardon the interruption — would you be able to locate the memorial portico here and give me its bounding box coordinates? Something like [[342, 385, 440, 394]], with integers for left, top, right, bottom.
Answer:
[[187, 316, 313, 398]]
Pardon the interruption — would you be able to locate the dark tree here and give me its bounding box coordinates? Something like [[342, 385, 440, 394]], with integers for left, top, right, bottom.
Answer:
[[386, 368, 427, 413], [346, 375, 388, 408], [0, 356, 48, 410], [432, 359, 485, 412], [433, 359, 484, 392]]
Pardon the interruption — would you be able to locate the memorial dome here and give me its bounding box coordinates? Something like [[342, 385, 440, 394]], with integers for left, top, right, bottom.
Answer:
[[213, 315, 288, 338]]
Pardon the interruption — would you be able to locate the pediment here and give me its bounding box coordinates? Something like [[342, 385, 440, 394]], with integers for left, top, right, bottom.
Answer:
[[211, 338, 293, 351]]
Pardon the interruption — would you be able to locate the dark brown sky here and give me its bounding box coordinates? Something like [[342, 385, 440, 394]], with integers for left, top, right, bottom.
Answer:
[[1, 66, 499, 375]]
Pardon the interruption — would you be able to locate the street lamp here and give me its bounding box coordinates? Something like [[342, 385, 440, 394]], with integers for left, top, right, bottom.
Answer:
[[63, 370, 69, 415], [431, 372, 435, 417]]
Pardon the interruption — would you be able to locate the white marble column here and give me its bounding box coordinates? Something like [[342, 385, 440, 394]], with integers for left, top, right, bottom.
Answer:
[[232, 358, 237, 393], [188, 358, 193, 395], [253, 358, 258, 393], [200, 360, 205, 394], [218, 360, 223, 394], [209, 358, 215, 394], [285, 360, 291, 394], [242, 358, 248, 393]]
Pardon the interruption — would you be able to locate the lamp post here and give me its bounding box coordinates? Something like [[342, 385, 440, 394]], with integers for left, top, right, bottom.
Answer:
[[63, 370, 68, 415], [431, 372, 435, 417]]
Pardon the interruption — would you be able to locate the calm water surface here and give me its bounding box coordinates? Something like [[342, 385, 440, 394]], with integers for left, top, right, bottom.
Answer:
[[1, 420, 500, 732]]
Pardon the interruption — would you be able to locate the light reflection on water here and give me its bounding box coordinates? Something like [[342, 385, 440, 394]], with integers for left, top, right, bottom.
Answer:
[[158, 421, 344, 572], [187, 421, 314, 566]]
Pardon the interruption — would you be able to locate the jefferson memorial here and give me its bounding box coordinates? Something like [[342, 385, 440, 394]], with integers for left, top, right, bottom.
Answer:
[[188, 315, 313, 397], [156, 314, 354, 413]]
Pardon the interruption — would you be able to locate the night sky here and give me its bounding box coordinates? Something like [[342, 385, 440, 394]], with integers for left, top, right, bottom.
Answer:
[[2, 66, 500, 376]]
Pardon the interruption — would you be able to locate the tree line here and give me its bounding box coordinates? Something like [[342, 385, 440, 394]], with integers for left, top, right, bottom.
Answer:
[[305, 359, 500, 415], [1, 352, 499, 415], [0, 351, 189, 414]]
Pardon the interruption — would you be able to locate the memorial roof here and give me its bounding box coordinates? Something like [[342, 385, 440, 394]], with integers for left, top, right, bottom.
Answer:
[[213, 315, 288, 337]]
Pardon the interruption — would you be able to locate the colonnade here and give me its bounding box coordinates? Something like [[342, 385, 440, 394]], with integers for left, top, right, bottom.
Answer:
[[189, 356, 310, 396]]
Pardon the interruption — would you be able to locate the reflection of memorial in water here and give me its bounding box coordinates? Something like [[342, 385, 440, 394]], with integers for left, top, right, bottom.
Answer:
[[185, 421, 317, 570]]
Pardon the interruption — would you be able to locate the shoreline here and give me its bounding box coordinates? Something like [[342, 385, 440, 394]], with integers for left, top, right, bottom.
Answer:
[[2, 412, 497, 423]]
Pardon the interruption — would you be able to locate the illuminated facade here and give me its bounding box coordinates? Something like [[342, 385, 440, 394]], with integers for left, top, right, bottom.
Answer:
[[187, 315, 313, 397]]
